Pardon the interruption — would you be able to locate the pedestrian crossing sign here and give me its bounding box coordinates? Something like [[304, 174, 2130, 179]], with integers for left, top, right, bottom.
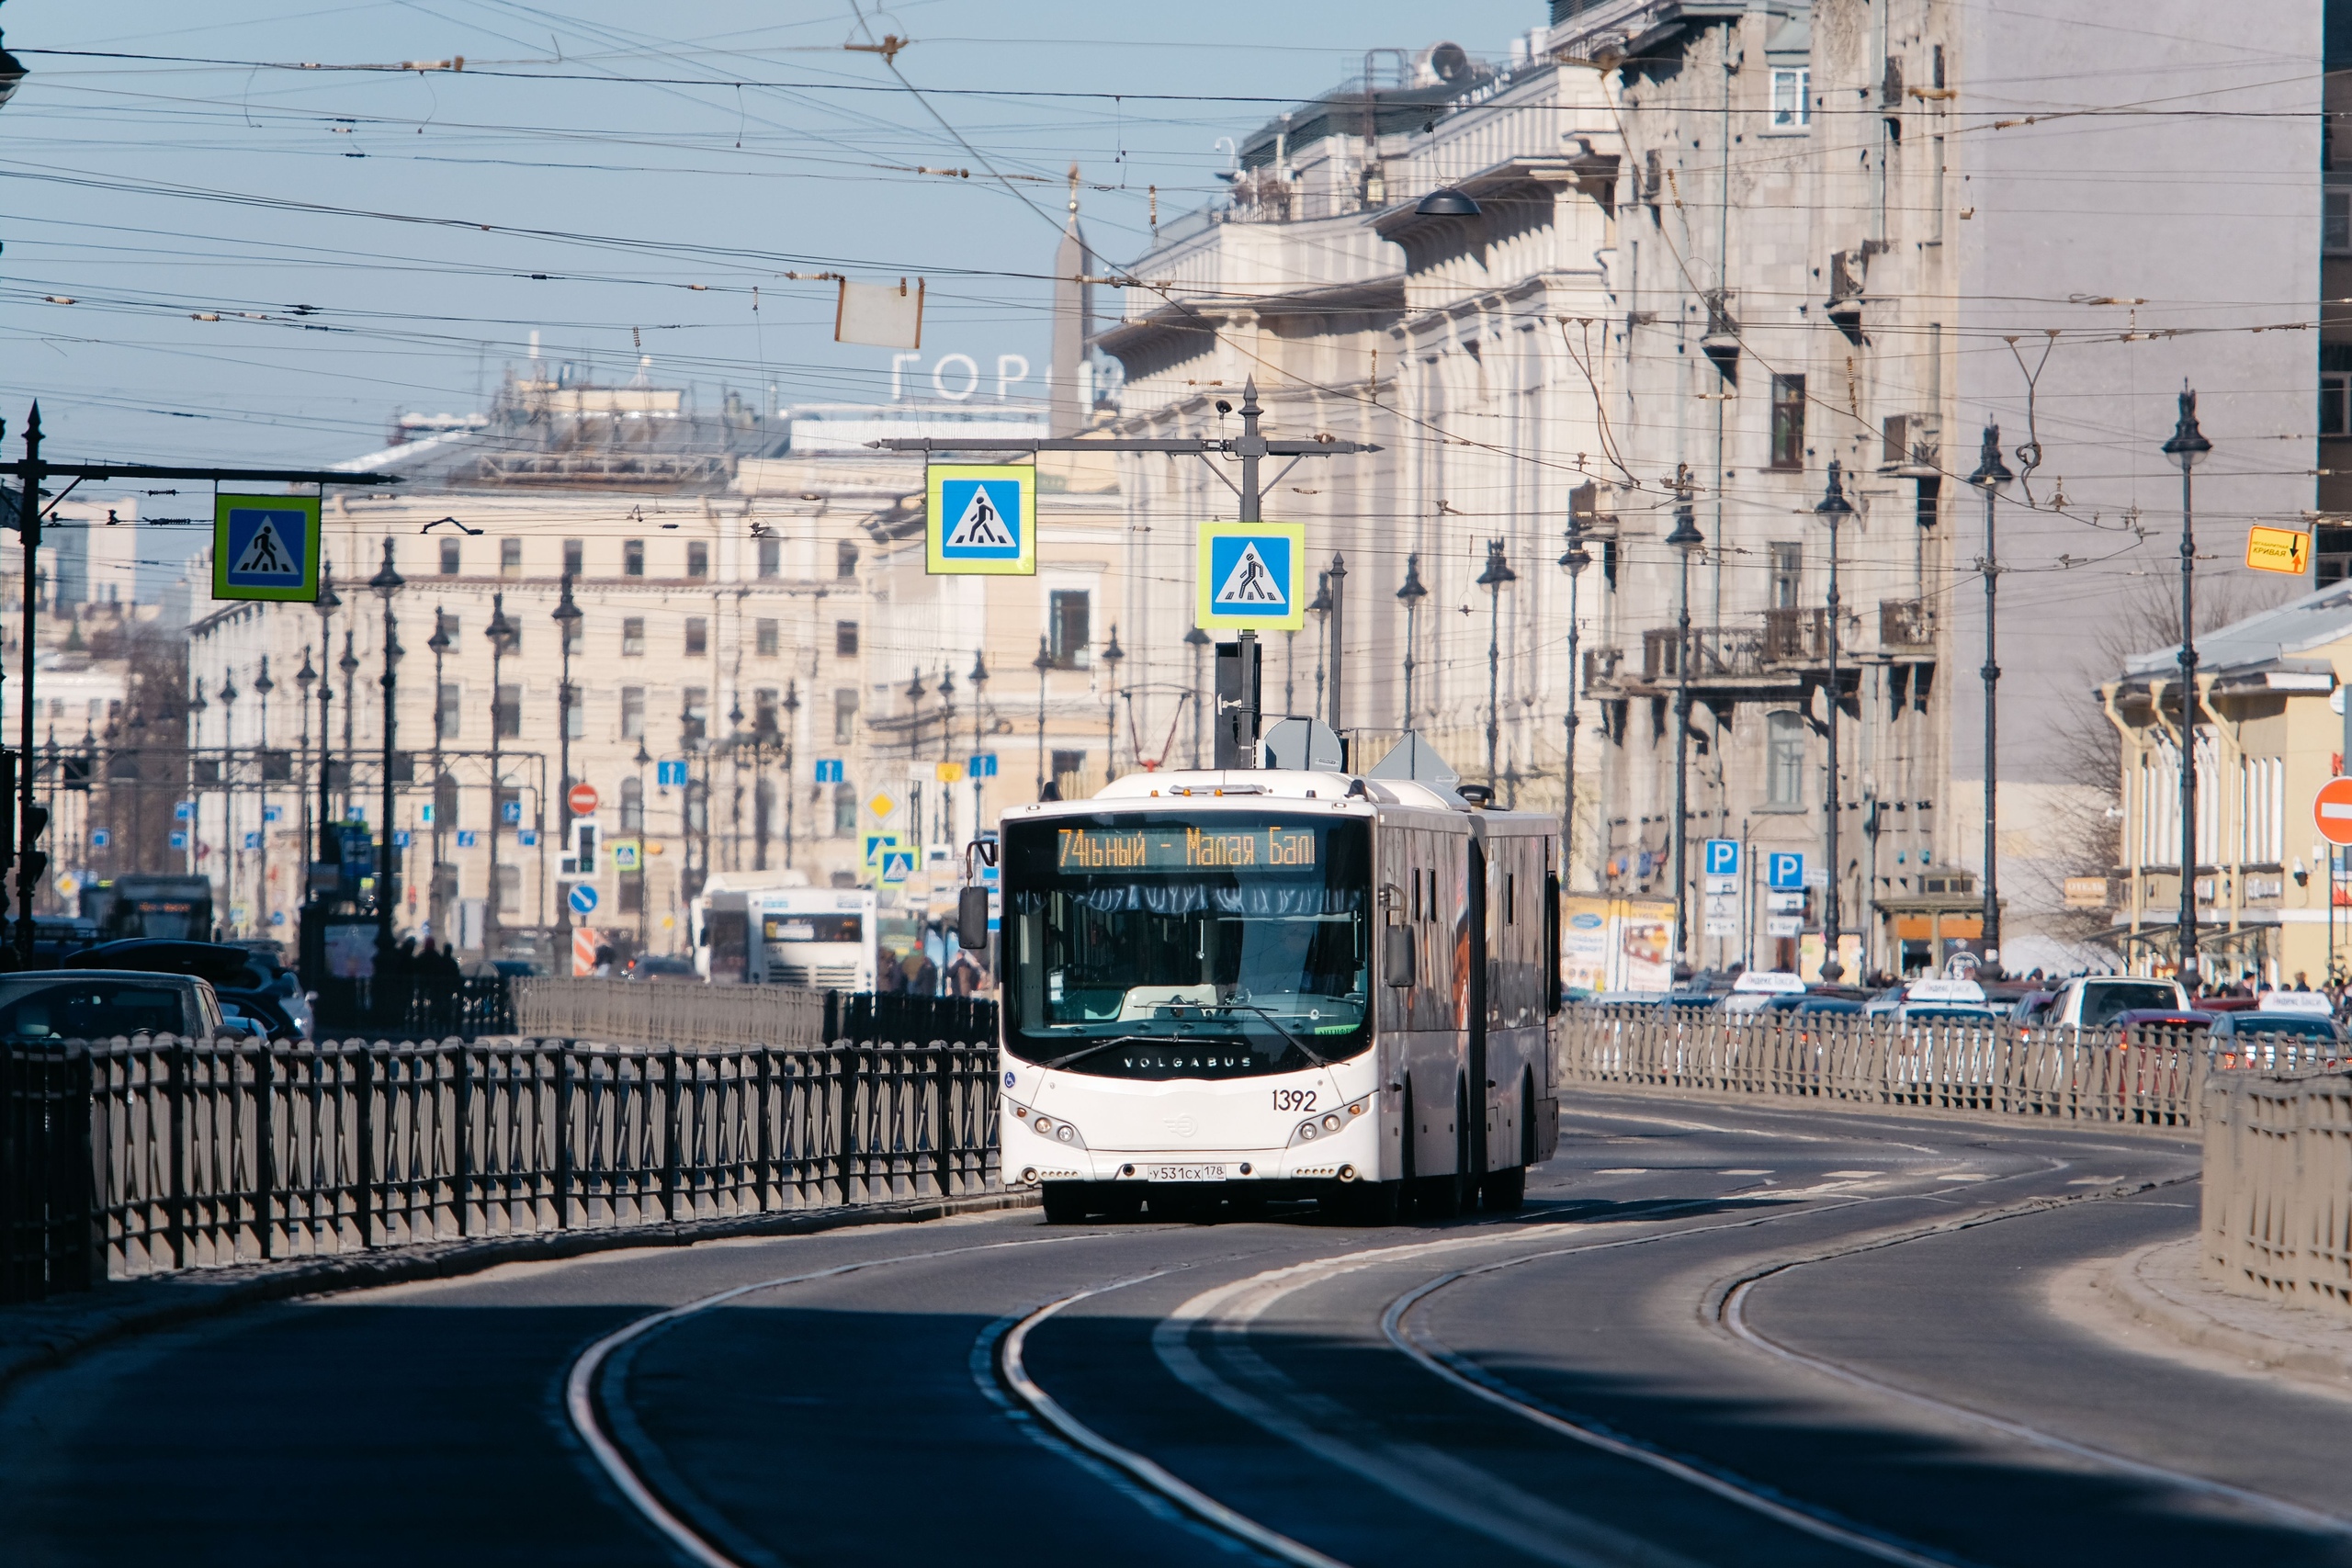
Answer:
[[212, 492, 322, 603], [1196, 522, 1306, 631], [926, 464, 1035, 576]]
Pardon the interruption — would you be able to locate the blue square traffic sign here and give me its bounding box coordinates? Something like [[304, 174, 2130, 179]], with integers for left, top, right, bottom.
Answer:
[[1196, 522, 1305, 630], [814, 758, 844, 784], [90, 829, 109, 848], [968, 753, 997, 779], [926, 465, 1035, 576], [457, 830, 477, 848], [211, 493, 322, 603], [1704, 839, 1740, 878], [656, 760, 689, 788], [1767, 852, 1805, 891]]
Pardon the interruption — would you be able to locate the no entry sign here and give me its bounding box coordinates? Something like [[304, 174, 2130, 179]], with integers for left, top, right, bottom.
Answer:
[[567, 783, 599, 817], [2315, 776, 2352, 846]]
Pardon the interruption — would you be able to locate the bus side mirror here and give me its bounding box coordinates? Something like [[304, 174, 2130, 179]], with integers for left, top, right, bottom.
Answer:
[[957, 886, 990, 951], [1384, 922, 1415, 988]]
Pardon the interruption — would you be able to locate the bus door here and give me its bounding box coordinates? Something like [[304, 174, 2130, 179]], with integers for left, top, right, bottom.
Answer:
[[1466, 835, 1487, 1182]]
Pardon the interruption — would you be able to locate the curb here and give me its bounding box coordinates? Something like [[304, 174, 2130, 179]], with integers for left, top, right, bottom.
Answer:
[[2098, 1238, 2352, 1391], [1569, 1079, 2201, 1144], [0, 1187, 1040, 1404]]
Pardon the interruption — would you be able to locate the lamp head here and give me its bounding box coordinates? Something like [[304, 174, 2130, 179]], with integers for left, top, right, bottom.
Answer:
[[1815, 460, 1855, 522], [1102, 626, 1125, 668], [1664, 498, 1706, 555], [1414, 186, 1481, 218], [368, 536, 404, 600], [1396, 551, 1429, 604], [1035, 634, 1057, 671], [313, 562, 340, 618], [551, 570, 583, 626], [1966, 423, 2014, 489], [969, 649, 989, 685], [2162, 383, 2211, 470], [1475, 538, 1517, 587]]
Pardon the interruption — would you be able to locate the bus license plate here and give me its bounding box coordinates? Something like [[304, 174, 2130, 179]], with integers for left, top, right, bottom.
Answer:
[[1148, 1165, 1227, 1182]]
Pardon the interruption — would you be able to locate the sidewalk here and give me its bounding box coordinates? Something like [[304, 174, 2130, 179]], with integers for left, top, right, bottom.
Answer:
[[2057, 1235, 2352, 1399], [0, 1187, 1037, 1402]]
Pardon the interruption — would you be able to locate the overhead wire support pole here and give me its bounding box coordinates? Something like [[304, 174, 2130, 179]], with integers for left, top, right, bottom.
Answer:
[[0, 402, 401, 963]]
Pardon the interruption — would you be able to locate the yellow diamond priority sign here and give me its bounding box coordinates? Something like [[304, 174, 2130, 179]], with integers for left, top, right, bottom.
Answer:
[[866, 793, 897, 821], [2245, 525, 2312, 576]]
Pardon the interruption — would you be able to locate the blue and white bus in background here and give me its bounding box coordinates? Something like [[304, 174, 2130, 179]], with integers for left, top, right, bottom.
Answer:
[[993, 761, 1562, 1224], [695, 875, 877, 989]]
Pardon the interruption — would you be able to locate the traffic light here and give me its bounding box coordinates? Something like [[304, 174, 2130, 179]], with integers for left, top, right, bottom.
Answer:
[[18, 798, 50, 891], [0, 750, 14, 864]]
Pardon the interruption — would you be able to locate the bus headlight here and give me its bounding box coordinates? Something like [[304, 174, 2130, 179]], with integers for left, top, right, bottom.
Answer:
[[1021, 1110, 1086, 1149]]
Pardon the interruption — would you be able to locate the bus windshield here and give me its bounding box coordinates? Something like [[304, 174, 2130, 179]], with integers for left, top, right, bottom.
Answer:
[[1001, 812, 1371, 1079]]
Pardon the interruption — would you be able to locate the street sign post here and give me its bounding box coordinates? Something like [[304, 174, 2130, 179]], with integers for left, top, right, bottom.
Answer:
[[1196, 521, 1306, 631], [968, 753, 998, 778], [213, 493, 322, 603], [2315, 776, 2352, 846], [1704, 839, 1740, 879], [1768, 852, 1806, 891], [925, 464, 1035, 575], [814, 759, 844, 784]]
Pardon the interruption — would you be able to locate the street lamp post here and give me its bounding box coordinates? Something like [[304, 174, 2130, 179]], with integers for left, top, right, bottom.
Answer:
[[780, 680, 799, 869], [1396, 553, 1428, 730], [1558, 524, 1592, 887], [1815, 462, 1855, 985], [368, 538, 403, 956], [1966, 425, 2015, 976], [1664, 476, 1706, 967], [2163, 386, 2212, 990], [1034, 636, 1057, 796], [968, 650, 989, 831], [425, 612, 451, 943], [482, 592, 516, 960], [633, 737, 652, 951], [1182, 626, 1210, 771], [219, 670, 239, 934], [551, 571, 582, 930], [1101, 627, 1124, 783], [311, 565, 338, 875], [337, 631, 359, 828], [1307, 573, 1332, 726], [253, 657, 273, 938], [1477, 540, 1516, 790]]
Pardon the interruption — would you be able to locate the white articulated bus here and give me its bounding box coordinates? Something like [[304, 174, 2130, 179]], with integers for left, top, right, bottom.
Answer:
[[994, 766, 1561, 1224]]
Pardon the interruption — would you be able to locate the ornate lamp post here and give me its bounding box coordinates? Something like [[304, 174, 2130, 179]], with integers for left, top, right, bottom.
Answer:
[[1307, 572, 1332, 726], [1966, 425, 2015, 976], [551, 571, 582, 930], [294, 648, 315, 897], [481, 592, 516, 959], [253, 656, 273, 937], [1664, 477, 1706, 967], [1034, 635, 1056, 796], [1100, 626, 1124, 781], [425, 611, 452, 943], [1558, 523, 1591, 887], [337, 630, 359, 827], [368, 537, 404, 954], [2163, 386, 2212, 990], [968, 650, 989, 831], [1815, 462, 1854, 984], [1477, 539, 1516, 790], [780, 679, 800, 869], [1181, 626, 1209, 771], [633, 736, 652, 950], [1396, 553, 1428, 730], [219, 668, 240, 932], [311, 563, 339, 874]]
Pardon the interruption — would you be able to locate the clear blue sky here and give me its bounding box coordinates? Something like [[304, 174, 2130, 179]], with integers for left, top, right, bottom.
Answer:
[[0, 0, 1541, 476]]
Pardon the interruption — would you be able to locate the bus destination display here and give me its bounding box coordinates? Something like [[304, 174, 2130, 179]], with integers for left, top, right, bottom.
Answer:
[[1055, 823, 1321, 873]]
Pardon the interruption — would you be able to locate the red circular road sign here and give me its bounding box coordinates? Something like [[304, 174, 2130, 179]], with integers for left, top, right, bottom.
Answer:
[[2316, 776, 2352, 846], [567, 783, 599, 817]]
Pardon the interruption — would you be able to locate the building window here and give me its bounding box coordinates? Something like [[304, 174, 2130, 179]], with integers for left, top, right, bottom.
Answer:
[[758, 536, 781, 578], [622, 617, 645, 656], [683, 686, 707, 745], [835, 621, 859, 659], [617, 874, 644, 915], [1766, 711, 1805, 807], [1770, 374, 1806, 471], [439, 538, 461, 575], [755, 617, 779, 657], [753, 686, 779, 735], [1050, 748, 1087, 798], [2324, 347, 2352, 436], [563, 538, 583, 577], [684, 617, 707, 658], [620, 686, 644, 739], [495, 863, 521, 915], [1048, 590, 1091, 669], [836, 540, 859, 579], [1769, 542, 1802, 609], [564, 686, 584, 739], [560, 609, 582, 648], [833, 688, 858, 743], [500, 537, 522, 578], [2329, 186, 2352, 254], [686, 541, 709, 579], [496, 683, 521, 739], [619, 774, 644, 832], [624, 539, 645, 578], [1770, 67, 1811, 129], [437, 682, 460, 740], [832, 783, 857, 834]]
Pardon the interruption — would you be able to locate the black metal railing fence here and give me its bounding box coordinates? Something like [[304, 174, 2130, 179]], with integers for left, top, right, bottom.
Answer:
[[1, 1026, 999, 1303]]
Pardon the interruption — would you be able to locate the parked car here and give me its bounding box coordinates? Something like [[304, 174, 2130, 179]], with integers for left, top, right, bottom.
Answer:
[[2208, 994, 2347, 1069], [1892, 977, 2002, 1027], [0, 969, 244, 1042], [62, 937, 311, 1040], [2041, 975, 2188, 1030], [1718, 970, 1806, 1014], [626, 955, 701, 984], [2007, 990, 2056, 1026], [2108, 1007, 2214, 1035]]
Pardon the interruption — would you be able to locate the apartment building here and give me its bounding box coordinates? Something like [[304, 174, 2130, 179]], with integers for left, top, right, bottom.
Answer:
[[1094, 0, 2319, 978]]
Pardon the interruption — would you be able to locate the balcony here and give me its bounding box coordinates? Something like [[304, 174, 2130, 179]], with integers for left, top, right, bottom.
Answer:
[[1880, 599, 1935, 650]]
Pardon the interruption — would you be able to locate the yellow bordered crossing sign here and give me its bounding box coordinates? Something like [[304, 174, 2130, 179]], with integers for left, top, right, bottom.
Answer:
[[926, 464, 1035, 575], [213, 492, 322, 602], [1195, 521, 1306, 631], [2245, 525, 2312, 576]]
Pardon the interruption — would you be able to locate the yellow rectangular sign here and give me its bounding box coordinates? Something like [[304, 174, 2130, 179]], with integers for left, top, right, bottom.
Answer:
[[2245, 525, 2312, 576]]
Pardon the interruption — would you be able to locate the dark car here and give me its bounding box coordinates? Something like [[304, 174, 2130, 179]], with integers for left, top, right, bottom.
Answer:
[[2109, 1007, 2214, 1035], [626, 955, 700, 983], [0, 969, 239, 1041], [2208, 1008, 2346, 1070]]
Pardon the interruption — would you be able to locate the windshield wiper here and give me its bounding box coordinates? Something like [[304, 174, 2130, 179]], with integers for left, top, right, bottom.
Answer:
[[1042, 1034, 1161, 1071], [1208, 1002, 1333, 1066]]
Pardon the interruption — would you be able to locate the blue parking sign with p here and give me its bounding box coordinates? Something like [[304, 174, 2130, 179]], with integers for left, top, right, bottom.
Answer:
[[1768, 852, 1805, 890], [927, 464, 1035, 575], [1705, 840, 1739, 878]]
